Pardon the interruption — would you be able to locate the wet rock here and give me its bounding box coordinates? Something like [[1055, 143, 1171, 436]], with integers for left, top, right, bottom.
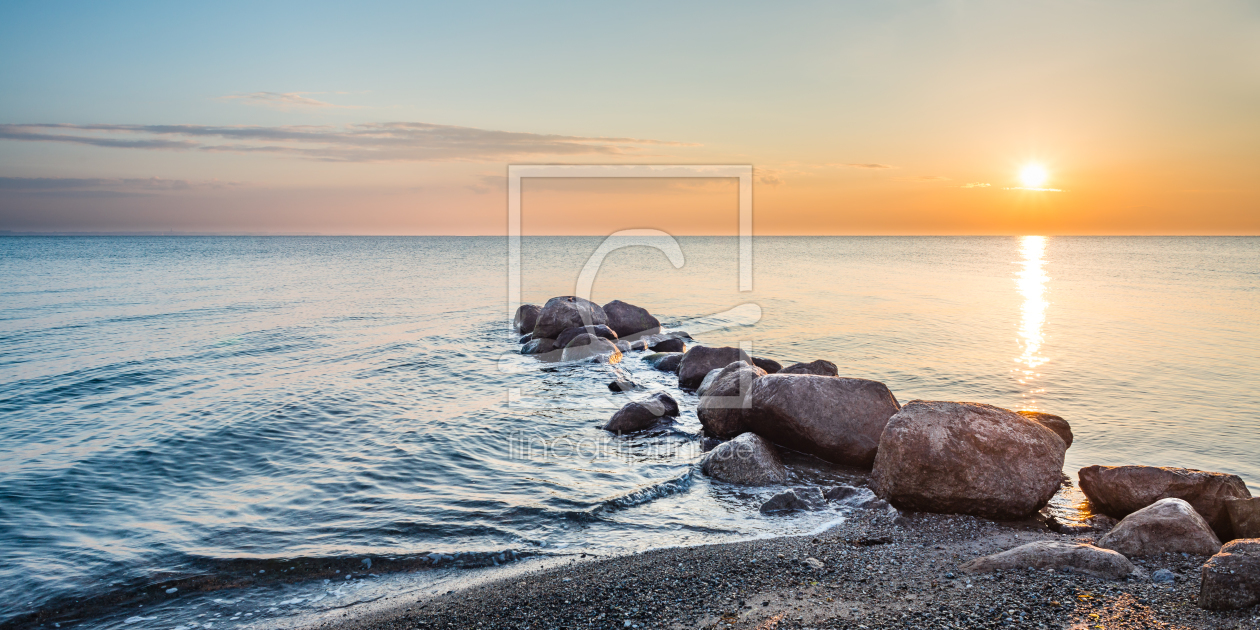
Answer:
[[601, 300, 661, 339], [961, 541, 1139, 580], [701, 432, 787, 486], [643, 352, 683, 373], [677, 346, 752, 389], [1099, 498, 1222, 557], [751, 357, 782, 374], [1016, 410, 1073, 449], [1078, 465, 1252, 541], [1226, 498, 1260, 539], [760, 489, 823, 514], [518, 333, 532, 344], [824, 485, 863, 503], [521, 338, 557, 355], [649, 337, 686, 353], [700, 436, 723, 452], [1199, 539, 1260, 610], [697, 362, 767, 439], [629, 340, 650, 351], [696, 368, 723, 397], [602, 392, 680, 433], [532, 296, 608, 339], [746, 375, 901, 466], [608, 379, 642, 392], [555, 325, 618, 349], [778, 360, 839, 376], [872, 401, 1067, 520], [560, 334, 622, 363], [514, 304, 541, 335]]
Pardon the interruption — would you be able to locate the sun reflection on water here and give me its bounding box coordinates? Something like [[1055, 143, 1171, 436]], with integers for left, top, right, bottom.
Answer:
[[1015, 235, 1049, 409]]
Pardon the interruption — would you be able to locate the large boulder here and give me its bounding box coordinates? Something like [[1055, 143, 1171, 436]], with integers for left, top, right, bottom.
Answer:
[[1226, 498, 1260, 539], [643, 352, 683, 373], [697, 361, 768, 439], [532, 296, 607, 339], [1099, 498, 1222, 557], [1016, 410, 1073, 449], [602, 392, 680, 433], [779, 360, 838, 376], [961, 542, 1139, 580], [677, 346, 752, 389], [701, 432, 787, 486], [559, 334, 622, 364], [1078, 465, 1252, 541], [520, 338, 557, 355], [554, 324, 618, 349], [1199, 539, 1260, 610], [513, 304, 541, 335], [751, 357, 782, 374], [871, 401, 1067, 520], [601, 300, 660, 339], [745, 375, 901, 467]]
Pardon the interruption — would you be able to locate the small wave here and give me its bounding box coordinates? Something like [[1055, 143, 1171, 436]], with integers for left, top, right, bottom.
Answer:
[[595, 470, 694, 513]]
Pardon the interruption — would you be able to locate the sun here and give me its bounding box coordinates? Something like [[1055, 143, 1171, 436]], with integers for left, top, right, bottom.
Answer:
[[1020, 164, 1049, 188]]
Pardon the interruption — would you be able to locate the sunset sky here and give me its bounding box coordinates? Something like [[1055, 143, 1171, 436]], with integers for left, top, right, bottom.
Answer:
[[1, 1, 1257, 235]]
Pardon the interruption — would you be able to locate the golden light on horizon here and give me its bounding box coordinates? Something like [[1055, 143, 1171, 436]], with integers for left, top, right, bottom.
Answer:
[[1020, 164, 1049, 188]]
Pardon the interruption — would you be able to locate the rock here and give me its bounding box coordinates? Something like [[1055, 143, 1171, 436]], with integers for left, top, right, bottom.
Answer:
[[760, 489, 823, 514], [532, 296, 608, 339], [560, 334, 623, 363], [824, 485, 863, 503], [1199, 539, 1260, 610], [1152, 569, 1176, 583], [518, 333, 532, 344], [629, 340, 649, 351], [751, 357, 782, 374], [1078, 465, 1252, 541], [697, 362, 768, 439], [649, 337, 686, 353], [779, 360, 839, 377], [871, 401, 1067, 520], [521, 338, 557, 355], [960, 541, 1139, 580], [1099, 498, 1222, 557], [677, 346, 752, 389], [602, 392, 680, 433], [601, 300, 661, 339], [745, 375, 901, 467], [701, 433, 787, 486], [513, 304, 541, 335], [608, 379, 642, 392], [1226, 498, 1260, 539], [696, 368, 724, 397], [1016, 410, 1073, 449], [554, 325, 618, 349], [804, 558, 825, 570], [700, 437, 723, 452], [643, 352, 683, 373]]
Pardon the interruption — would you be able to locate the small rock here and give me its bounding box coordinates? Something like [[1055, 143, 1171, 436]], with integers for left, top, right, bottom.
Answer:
[[602, 392, 680, 433], [1199, 539, 1260, 610], [751, 357, 782, 374], [649, 337, 686, 353], [642, 352, 683, 373], [1151, 568, 1175, 583], [166, 587, 178, 594], [555, 324, 618, 349], [1099, 498, 1222, 557], [760, 490, 819, 514], [521, 337, 557, 356], [361, 558, 371, 569], [701, 432, 787, 486], [602, 300, 660, 339], [513, 304, 541, 335], [804, 557, 825, 570], [608, 379, 642, 392], [559, 333, 623, 363], [961, 541, 1139, 580], [778, 359, 839, 376]]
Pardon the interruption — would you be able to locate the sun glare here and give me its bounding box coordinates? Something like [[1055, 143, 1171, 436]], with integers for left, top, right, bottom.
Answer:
[[1020, 164, 1048, 188]]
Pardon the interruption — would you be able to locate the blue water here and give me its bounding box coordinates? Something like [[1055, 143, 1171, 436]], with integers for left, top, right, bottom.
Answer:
[[1, 236, 1257, 627]]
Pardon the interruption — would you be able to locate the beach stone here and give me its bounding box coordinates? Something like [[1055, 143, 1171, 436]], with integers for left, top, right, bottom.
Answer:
[[1099, 498, 1222, 557], [602, 392, 680, 433], [649, 337, 686, 353], [608, 379, 642, 392], [961, 541, 1139, 580], [629, 339, 649, 351], [1226, 498, 1260, 539], [824, 485, 863, 503], [532, 296, 608, 339], [751, 357, 782, 374], [513, 304, 541, 335], [701, 432, 787, 486], [1199, 539, 1260, 610], [554, 325, 618, 349], [601, 300, 660, 339], [760, 489, 823, 514], [745, 375, 901, 467], [1016, 410, 1073, 449], [1078, 465, 1252, 541], [613, 340, 631, 353], [677, 346, 752, 389], [779, 359, 839, 376], [872, 401, 1067, 520], [521, 337, 557, 355], [642, 352, 683, 372], [697, 362, 768, 439], [560, 334, 622, 363], [696, 368, 724, 397], [1152, 569, 1176, 583]]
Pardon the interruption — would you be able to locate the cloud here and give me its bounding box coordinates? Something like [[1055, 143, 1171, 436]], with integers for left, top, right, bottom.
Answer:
[[219, 92, 351, 109], [0, 123, 698, 163], [960, 182, 991, 188], [756, 169, 783, 186], [0, 176, 240, 196], [825, 162, 896, 169]]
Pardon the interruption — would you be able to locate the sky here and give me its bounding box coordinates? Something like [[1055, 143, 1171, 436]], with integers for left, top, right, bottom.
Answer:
[[1, 0, 1257, 235]]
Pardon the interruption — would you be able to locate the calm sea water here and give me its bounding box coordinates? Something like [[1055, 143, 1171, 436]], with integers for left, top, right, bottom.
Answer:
[[1, 236, 1257, 626]]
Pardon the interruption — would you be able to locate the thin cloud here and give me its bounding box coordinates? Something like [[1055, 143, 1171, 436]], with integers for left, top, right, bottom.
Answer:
[[0, 123, 698, 163], [0, 176, 240, 196], [825, 162, 896, 169], [960, 182, 991, 188], [219, 92, 352, 109]]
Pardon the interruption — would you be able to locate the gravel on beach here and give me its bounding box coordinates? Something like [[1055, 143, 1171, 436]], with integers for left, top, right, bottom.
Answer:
[[316, 511, 1259, 630]]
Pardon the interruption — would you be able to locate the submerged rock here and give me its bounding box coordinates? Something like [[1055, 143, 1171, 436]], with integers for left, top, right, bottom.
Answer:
[[1078, 465, 1252, 541], [532, 296, 607, 339], [677, 346, 752, 389], [554, 325, 618, 349], [629, 339, 650, 351], [1226, 497, 1260, 539], [518, 333, 532, 344], [521, 338, 557, 355], [1199, 539, 1260, 610], [559, 334, 622, 363], [961, 541, 1139, 580], [697, 361, 767, 439], [872, 401, 1067, 520], [602, 391, 680, 433], [1099, 498, 1222, 557], [779, 360, 838, 376], [701, 432, 787, 486], [746, 375, 901, 466], [643, 352, 684, 373], [513, 304, 541, 335], [751, 357, 782, 374], [1016, 410, 1074, 449], [824, 485, 863, 503], [602, 300, 660, 339], [608, 379, 642, 392]]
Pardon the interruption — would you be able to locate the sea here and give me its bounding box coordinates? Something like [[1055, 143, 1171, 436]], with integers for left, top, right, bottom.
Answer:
[[1, 235, 1257, 628]]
